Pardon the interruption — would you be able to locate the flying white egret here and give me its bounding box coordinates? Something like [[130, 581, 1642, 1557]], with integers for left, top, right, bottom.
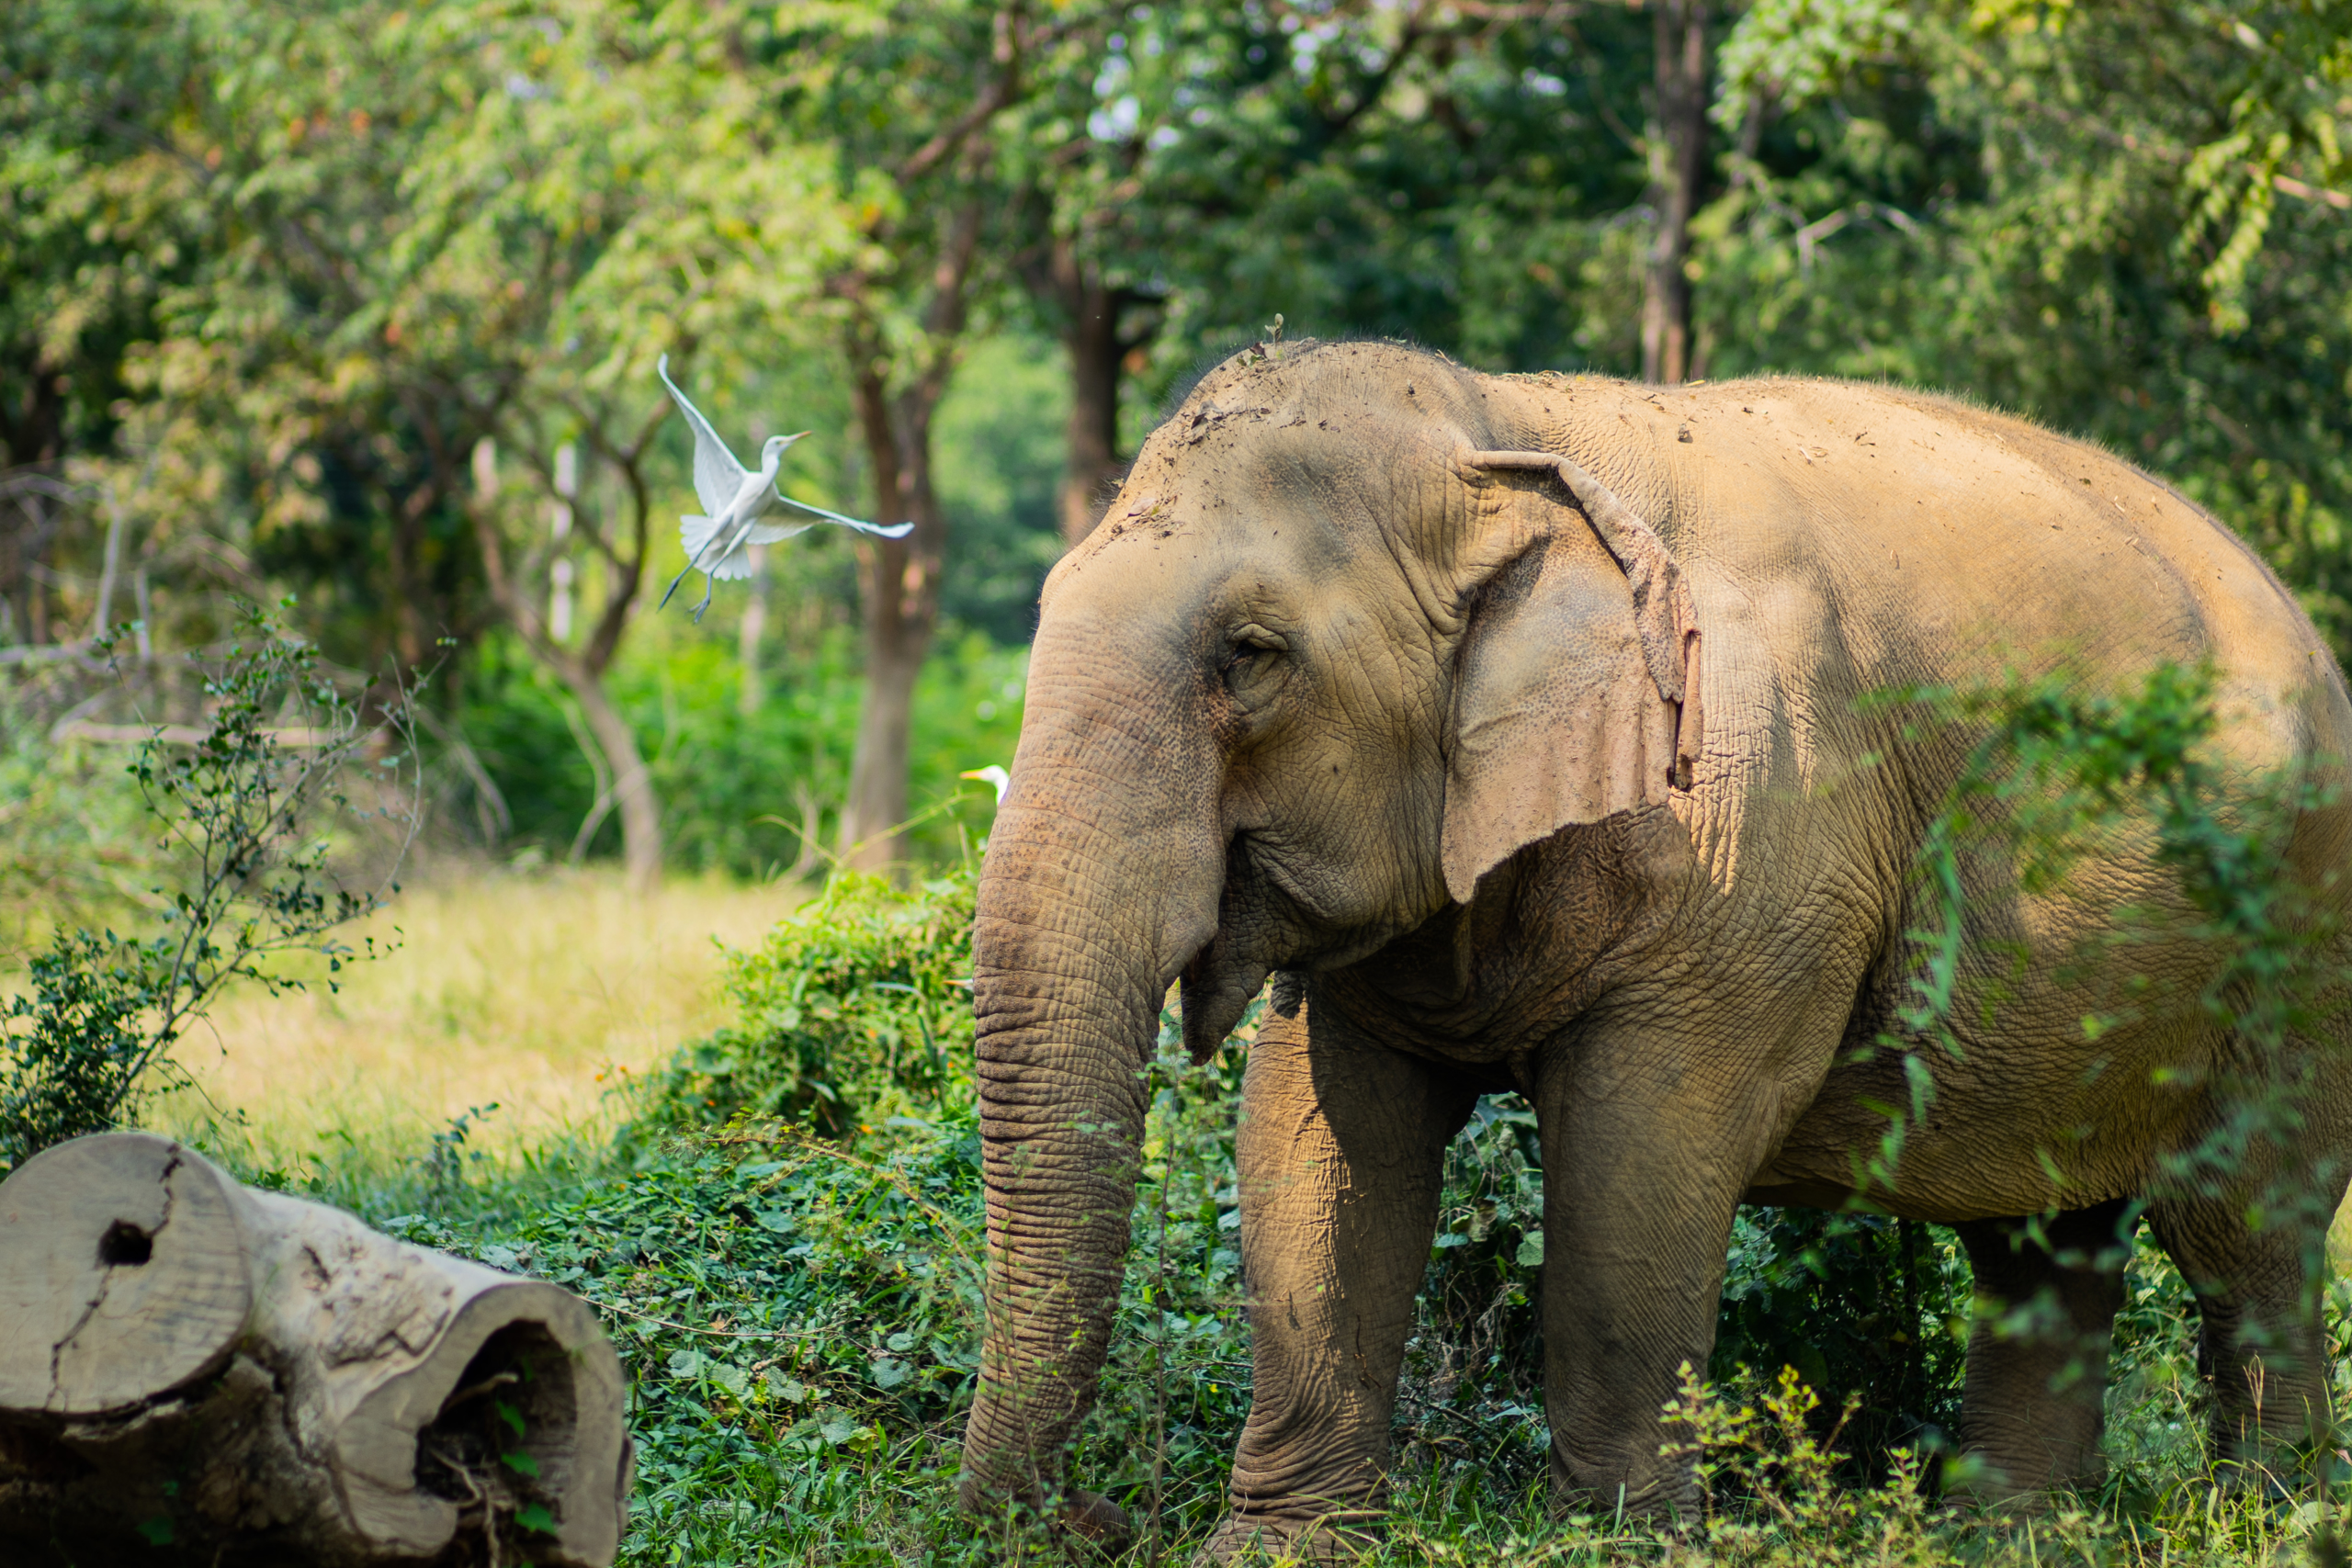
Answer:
[[655, 355, 912, 619]]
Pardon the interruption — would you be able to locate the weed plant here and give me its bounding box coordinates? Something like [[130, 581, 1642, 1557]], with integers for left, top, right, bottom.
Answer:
[[0, 606, 418, 1171]]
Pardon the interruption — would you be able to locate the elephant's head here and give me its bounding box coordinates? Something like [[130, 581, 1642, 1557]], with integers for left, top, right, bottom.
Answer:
[[957, 341, 1702, 1535]]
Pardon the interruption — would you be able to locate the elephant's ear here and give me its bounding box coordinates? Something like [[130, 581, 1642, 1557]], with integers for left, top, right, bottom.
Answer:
[[1440, 450, 1704, 905]]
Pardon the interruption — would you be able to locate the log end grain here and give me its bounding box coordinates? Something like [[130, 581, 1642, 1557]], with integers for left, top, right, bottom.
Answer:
[[0, 1133, 250, 1417]]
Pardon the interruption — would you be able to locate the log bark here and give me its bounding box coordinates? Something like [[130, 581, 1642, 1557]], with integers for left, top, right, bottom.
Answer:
[[0, 1133, 631, 1567]]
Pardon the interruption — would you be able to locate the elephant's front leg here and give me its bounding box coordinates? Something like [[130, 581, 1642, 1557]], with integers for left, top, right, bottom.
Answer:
[[1532, 1010, 1809, 1517], [1204, 999, 1477, 1563]]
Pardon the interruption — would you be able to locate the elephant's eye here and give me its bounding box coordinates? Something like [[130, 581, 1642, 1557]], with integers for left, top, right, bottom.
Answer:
[[1223, 623, 1292, 702]]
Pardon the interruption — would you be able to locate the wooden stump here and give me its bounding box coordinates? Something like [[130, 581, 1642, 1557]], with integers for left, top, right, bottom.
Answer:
[[0, 1133, 631, 1566]]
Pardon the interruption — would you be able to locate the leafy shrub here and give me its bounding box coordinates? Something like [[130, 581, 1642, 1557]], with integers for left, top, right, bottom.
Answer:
[[1396, 1095, 1551, 1490], [379, 1120, 994, 1564], [1714, 1211, 1970, 1477], [1662, 1364, 1940, 1568], [0, 609, 413, 1172], [625, 869, 978, 1142]]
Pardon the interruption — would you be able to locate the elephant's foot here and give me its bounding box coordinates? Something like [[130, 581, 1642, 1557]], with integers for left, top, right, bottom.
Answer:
[[1192, 1509, 1382, 1564], [1058, 1486, 1134, 1553], [956, 1477, 1131, 1558]]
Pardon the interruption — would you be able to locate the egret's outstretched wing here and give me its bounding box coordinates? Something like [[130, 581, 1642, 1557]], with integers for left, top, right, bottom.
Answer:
[[756, 491, 915, 538], [657, 355, 745, 517]]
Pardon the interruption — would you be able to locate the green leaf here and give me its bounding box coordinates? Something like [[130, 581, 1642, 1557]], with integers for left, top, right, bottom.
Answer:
[[494, 1399, 526, 1439], [501, 1450, 542, 1479], [136, 1517, 174, 1546], [514, 1503, 559, 1536]]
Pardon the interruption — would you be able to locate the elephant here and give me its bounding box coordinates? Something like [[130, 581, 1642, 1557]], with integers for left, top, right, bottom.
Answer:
[[955, 338, 2352, 1556]]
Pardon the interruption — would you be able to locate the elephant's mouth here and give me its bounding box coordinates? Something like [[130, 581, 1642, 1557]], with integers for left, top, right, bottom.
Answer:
[[1179, 935, 1269, 1066]]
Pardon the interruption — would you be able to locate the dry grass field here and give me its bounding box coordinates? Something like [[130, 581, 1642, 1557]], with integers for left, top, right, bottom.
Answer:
[[154, 867, 800, 1168]]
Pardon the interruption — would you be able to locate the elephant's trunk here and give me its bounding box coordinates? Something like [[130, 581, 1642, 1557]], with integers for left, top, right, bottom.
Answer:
[[956, 639, 1222, 1528]]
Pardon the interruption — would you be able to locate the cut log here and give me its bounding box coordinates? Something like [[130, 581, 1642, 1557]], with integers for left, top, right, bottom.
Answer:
[[0, 1133, 631, 1567]]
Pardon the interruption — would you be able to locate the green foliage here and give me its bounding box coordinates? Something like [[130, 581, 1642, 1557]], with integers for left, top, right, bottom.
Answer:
[[1399, 1103, 1976, 1487], [0, 606, 413, 1172], [1870, 660, 2344, 1233], [378, 1122, 990, 1564], [447, 620, 1024, 874], [0, 681, 158, 941], [1715, 1212, 1971, 1475], [288, 1084, 2340, 1565], [626, 869, 979, 1142], [1395, 1094, 1549, 1488], [1662, 1364, 1940, 1568]]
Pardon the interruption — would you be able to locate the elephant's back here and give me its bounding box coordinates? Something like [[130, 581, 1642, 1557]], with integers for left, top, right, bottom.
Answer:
[[1553, 376, 2349, 784]]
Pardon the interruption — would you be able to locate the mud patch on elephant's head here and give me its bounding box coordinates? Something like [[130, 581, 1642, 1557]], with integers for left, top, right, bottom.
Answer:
[[1096, 493, 1188, 545]]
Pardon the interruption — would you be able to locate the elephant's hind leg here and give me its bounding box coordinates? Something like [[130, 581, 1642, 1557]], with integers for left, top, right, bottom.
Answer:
[[1203, 998, 1477, 1565], [1951, 1198, 2135, 1498], [2149, 1184, 2342, 1470]]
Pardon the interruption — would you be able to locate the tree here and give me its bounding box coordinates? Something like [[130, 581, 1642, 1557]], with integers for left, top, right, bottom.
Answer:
[[773, 1, 1087, 869], [1642, 0, 1710, 385], [103, 0, 846, 888], [1005, 2, 1490, 547], [1698, 0, 2352, 638], [0, 0, 206, 646]]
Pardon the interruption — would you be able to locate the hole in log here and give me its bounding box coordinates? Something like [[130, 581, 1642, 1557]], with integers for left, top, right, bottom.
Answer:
[[415, 1322, 579, 1547], [96, 1221, 153, 1267]]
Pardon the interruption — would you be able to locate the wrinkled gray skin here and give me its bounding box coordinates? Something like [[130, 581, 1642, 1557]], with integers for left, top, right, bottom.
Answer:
[[957, 341, 2352, 1558]]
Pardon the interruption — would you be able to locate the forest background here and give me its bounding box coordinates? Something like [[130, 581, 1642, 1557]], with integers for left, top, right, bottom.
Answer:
[[6, 0, 2348, 899]]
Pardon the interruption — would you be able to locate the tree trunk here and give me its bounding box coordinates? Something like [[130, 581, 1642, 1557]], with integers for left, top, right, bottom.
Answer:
[[468, 434, 663, 893], [840, 357, 949, 874], [1642, 0, 1709, 387], [1056, 245, 1126, 547], [561, 660, 662, 895], [0, 1133, 631, 1568]]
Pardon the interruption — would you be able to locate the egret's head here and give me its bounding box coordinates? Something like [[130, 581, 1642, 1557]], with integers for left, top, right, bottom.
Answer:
[[760, 431, 809, 468]]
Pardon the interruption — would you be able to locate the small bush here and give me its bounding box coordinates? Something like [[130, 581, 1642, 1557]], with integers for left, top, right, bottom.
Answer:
[[1662, 1364, 1940, 1568], [625, 869, 978, 1142], [1714, 1210, 1971, 1476], [0, 608, 413, 1173]]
